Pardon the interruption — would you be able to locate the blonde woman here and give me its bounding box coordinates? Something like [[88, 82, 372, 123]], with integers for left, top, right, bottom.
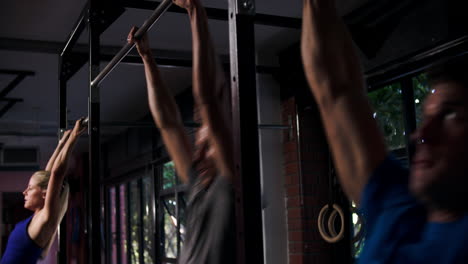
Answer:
[[1, 118, 86, 264]]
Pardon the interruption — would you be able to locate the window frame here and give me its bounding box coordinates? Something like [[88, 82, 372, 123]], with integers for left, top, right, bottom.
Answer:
[[157, 160, 188, 263], [104, 156, 189, 264]]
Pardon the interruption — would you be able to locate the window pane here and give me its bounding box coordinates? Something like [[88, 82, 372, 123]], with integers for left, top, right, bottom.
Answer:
[[129, 181, 141, 263], [109, 187, 117, 263], [142, 176, 155, 263], [162, 161, 176, 190], [120, 184, 128, 264], [368, 83, 406, 151], [413, 73, 432, 127], [162, 196, 178, 259], [178, 194, 187, 247], [351, 202, 365, 259]]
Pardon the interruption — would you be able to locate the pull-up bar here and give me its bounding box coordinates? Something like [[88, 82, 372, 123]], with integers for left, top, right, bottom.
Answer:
[[90, 0, 173, 88], [79, 117, 290, 130]]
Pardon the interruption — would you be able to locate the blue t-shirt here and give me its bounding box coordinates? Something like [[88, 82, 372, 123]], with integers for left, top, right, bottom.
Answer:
[[1, 215, 42, 264], [359, 156, 468, 264]]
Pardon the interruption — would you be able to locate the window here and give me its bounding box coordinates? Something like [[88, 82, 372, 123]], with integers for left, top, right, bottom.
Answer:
[[105, 161, 186, 264], [129, 181, 141, 263], [158, 161, 187, 263], [162, 162, 176, 190], [353, 74, 428, 261], [142, 176, 156, 263], [109, 187, 117, 263], [368, 83, 406, 152], [413, 73, 432, 127], [106, 170, 156, 264], [120, 184, 128, 264], [351, 202, 365, 259]]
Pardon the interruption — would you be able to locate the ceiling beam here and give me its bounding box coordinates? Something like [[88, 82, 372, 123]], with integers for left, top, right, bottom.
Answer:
[[0, 37, 194, 58], [0, 75, 27, 98], [0, 38, 279, 78], [0, 100, 22, 118], [0, 38, 63, 54], [0, 69, 35, 76]]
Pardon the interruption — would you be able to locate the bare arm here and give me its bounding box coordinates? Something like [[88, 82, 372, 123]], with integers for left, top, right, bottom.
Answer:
[[44, 119, 85, 217], [176, 0, 234, 180], [45, 130, 71, 171], [301, 0, 387, 204], [128, 27, 192, 183], [28, 119, 85, 247], [40, 183, 69, 258]]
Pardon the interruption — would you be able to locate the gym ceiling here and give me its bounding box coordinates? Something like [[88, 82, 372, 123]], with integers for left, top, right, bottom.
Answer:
[[0, 0, 462, 149]]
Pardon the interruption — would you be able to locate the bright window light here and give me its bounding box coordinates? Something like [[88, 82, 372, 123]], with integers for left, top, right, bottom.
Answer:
[[352, 213, 358, 225]]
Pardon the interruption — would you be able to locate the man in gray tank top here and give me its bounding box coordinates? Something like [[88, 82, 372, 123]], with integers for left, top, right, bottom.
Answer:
[[128, 0, 236, 263]]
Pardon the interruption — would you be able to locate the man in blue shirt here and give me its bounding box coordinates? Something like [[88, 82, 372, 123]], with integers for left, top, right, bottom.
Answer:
[[300, 0, 468, 263]]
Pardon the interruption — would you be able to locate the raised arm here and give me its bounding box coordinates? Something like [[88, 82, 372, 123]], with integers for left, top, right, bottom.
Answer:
[[174, 0, 234, 179], [44, 118, 86, 216], [301, 0, 387, 204], [45, 130, 71, 171], [128, 27, 192, 183]]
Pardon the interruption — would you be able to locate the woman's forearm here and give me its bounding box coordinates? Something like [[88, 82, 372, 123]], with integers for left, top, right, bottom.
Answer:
[[45, 131, 70, 171]]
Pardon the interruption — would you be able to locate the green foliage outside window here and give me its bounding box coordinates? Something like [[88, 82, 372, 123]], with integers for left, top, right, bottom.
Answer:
[[142, 176, 155, 263], [413, 73, 432, 127], [119, 184, 128, 264], [368, 83, 406, 150], [163, 162, 176, 189], [160, 161, 186, 260], [163, 197, 178, 258], [351, 202, 365, 259], [179, 195, 187, 245], [129, 181, 141, 264], [108, 162, 185, 264]]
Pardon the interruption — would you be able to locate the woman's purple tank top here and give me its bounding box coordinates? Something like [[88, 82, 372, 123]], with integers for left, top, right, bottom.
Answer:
[[1, 215, 42, 264]]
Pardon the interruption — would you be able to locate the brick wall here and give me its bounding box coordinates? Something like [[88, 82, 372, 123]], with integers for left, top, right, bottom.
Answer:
[[282, 97, 350, 264]]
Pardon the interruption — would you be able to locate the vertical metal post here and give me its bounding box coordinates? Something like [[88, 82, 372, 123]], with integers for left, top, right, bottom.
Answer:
[[88, 1, 102, 263], [58, 74, 67, 134], [401, 77, 417, 162], [138, 178, 145, 264], [228, 0, 264, 263], [104, 187, 110, 264], [115, 186, 122, 264], [58, 56, 68, 264], [126, 182, 132, 264], [57, 215, 67, 263], [151, 133, 160, 263]]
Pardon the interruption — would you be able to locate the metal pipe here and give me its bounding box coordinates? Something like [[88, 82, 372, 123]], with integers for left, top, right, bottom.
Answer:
[[365, 35, 468, 81], [60, 13, 87, 57], [74, 119, 290, 130], [295, 105, 304, 206], [90, 0, 173, 88], [257, 124, 290, 130], [123, 0, 302, 29], [88, 1, 102, 262], [0, 132, 58, 137]]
